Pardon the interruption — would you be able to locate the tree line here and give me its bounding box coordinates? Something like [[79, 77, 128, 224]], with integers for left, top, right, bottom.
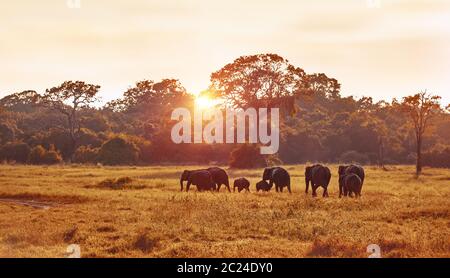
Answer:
[[0, 54, 449, 176]]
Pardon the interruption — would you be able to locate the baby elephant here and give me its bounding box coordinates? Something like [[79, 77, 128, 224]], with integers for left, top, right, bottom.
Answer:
[[233, 178, 250, 192], [256, 180, 272, 192], [339, 174, 362, 198]]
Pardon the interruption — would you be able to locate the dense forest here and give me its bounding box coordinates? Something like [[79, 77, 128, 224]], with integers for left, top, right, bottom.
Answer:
[[1, 54, 449, 170]]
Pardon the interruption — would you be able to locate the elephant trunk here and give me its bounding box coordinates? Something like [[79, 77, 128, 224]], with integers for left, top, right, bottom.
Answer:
[[180, 178, 184, 192]]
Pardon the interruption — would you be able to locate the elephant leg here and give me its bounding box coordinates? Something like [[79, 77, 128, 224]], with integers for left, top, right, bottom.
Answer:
[[305, 182, 309, 194], [288, 185, 292, 194], [323, 187, 329, 198], [313, 184, 321, 197], [280, 186, 283, 193], [217, 183, 221, 192], [339, 184, 342, 198], [226, 183, 231, 192], [186, 181, 192, 192], [233, 185, 236, 192]]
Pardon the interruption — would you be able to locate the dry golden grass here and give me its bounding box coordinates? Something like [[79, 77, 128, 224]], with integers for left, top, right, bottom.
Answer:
[[0, 164, 448, 258]]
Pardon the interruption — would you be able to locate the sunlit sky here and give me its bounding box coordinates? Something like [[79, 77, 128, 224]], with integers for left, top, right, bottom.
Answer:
[[1, 0, 449, 106]]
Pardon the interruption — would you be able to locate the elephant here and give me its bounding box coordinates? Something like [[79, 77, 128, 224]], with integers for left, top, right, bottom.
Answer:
[[338, 165, 365, 197], [339, 173, 362, 198], [180, 170, 216, 192], [262, 167, 291, 193], [207, 167, 231, 192], [305, 164, 331, 197], [233, 178, 250, 192], [256, 180, 272, 192]]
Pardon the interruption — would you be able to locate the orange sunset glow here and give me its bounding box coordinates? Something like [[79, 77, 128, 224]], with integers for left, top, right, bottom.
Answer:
[[0, 0, 449, 106]]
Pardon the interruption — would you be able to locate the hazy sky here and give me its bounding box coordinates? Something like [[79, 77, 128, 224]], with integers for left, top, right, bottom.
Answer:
[[1, 0, 449, 106]]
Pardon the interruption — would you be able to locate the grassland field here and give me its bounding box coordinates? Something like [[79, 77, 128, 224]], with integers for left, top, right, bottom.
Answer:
[[0, 164, 449, 258]]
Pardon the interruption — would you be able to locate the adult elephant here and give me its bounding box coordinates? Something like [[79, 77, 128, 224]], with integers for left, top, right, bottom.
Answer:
[[262, 167, 291, 193], [338, 165, 365, 197], [339, 174, 362, 198], [305, 164, 331, 197], [180, 170, 216, 192], [207, 167, 230, 192]]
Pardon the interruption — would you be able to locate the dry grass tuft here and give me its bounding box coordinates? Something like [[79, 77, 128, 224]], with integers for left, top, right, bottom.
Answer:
[[97, 177, 133, 189], [133, 232, 160, 253], [63, 227, 78, 243]]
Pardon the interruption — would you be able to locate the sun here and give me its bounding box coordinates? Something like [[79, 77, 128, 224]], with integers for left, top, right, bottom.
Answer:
[[195, 96, 218, 110]]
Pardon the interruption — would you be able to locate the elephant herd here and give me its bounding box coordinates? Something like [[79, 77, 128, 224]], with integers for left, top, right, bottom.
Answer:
[[180, 164, 365, 198]]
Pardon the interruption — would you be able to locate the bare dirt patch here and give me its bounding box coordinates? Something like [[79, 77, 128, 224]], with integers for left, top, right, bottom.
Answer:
[[0, 193, 88, 209]]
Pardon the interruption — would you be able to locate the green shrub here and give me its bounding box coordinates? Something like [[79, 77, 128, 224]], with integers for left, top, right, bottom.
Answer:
[[73, 146, 99, 164], [0, 142, 31, 163], [97, 137, 139, 165], [97, 177, 133, 189], [28, 145, 46, 164], [28, 144, 62, 165], [43, 145, 63, 164]]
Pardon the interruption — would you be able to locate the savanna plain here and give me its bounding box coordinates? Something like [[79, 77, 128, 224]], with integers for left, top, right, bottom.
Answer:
[[0, 165, 448, 258]]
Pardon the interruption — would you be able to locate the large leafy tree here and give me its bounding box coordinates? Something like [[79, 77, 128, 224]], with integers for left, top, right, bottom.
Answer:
[[107, 79, 191, 113], [210, 54, 307, 113], [106, 79, 193, 139], [0, 90, 40, 113], [40, 81, 101, 161], [399, 91, 442, 176], [210, 54, 340, 116], [303, 73, 341, 100]]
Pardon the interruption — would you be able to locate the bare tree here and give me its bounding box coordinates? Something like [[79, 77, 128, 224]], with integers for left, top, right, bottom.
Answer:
[[400, 91, 442, 176], [41, 81, 100, 161]]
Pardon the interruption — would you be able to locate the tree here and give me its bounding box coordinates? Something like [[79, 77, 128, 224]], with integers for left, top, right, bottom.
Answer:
[[105, 79, 193, 140], [399, 91, 442, 176], [73, 146, 99, 164], [210, 54, 307, 114], [0, 90, 40, 113], [303, 73, 341, 100], [41, 81, 100, 161], [106, 79, 191, 114], [0, 122, 16, 144]]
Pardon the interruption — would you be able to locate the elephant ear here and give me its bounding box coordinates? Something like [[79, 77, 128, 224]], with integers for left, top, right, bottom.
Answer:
[[305, 166, 312, 176], [181, 170, 190, 180], [263, 168, 271, 180]]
